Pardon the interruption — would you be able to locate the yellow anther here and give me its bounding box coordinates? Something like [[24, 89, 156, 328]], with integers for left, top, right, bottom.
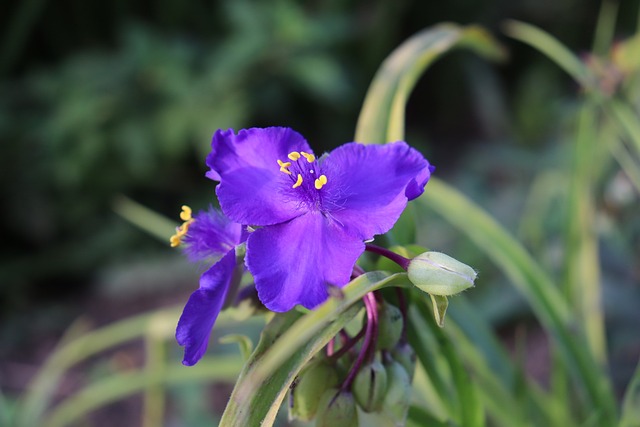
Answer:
[[277, 159, 292, 174], [288, 151, 301, 161], [170, 206, 195, 247], [300, 151, 315, 163], [179, 205, 192, 221], [170, 235, 181, 247], [314, 174, 328, 190], [292, 174, 303, 188]]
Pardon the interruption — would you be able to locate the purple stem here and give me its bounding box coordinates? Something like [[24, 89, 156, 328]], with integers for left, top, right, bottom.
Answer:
[[329, 327, 366, 360], [341, 292, 378, 391], [352, 264, 366, 277], [327, 338, 335, 357], [365, 244, 410, 270], [366, 293, 379, 361]]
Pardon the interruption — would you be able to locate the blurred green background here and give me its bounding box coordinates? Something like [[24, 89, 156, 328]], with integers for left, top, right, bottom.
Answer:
[[1, 0, 639, 425]]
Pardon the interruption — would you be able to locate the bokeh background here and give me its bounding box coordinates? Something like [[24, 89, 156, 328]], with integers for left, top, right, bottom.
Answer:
[[1, 0, 639, 425]]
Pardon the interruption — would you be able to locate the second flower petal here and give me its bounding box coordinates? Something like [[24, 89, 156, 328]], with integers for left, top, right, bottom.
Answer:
[[175, 249, 236, 366]]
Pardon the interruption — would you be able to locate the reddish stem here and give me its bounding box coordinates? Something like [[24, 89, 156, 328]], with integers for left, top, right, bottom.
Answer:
[[341, 292, 378, 391], [365, 244, 410, 270]]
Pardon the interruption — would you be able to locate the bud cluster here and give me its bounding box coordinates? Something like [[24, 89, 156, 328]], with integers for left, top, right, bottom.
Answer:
[[289, 297, 416, 426]]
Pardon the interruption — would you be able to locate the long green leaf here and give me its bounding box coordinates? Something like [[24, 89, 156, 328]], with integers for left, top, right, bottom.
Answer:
[[502, 20, 595, 89], [563, 104, 606, 364], [16, 307, 261, 427], [353, 20, 615, 421], [418, 297, 485, 427], [619, 359, 640, 427], [355, 23, 505, 145], [43, 355, 244, 427], [16, 307, 179, 427], [219, 272, 409, 427], [419, 179, 617, 424]]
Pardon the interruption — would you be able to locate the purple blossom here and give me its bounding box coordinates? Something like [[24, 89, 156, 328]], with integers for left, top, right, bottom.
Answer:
[[174, 207, 245, 366], [207, 127, 433, 312]]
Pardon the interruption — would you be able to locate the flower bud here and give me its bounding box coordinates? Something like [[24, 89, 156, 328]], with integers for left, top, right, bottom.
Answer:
[[407, 251, 477, 296], [390, 342, 416, 380], [315, 389, 358, 427], [289, 359, 339, 421], [352, 360, 388, 412], [376, 302, 403, 350], [381, 360, 412, 423]]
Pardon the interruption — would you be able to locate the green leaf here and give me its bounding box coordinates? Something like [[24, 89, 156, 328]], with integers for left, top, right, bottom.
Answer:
[[419, 179, 617, 424], [429, 294, 449, 327], [502, 20, 595, 90], [619, 359, 640, 427], [410, 295, 484, 427], [355, 23, 505, 145], [218, 334, 254, 360], [219, 272, 409, 427], [43, 356, 245, 427]]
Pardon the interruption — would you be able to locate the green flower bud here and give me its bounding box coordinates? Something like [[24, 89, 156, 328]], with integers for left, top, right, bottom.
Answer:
[[390, 342, 416, 380], [407, 251, 477, 296], [381, 360, 412, 424], [352, 360, 388, 412], [376, 302, 403, 350], [289, 359, 339, 421], [315, 389, 358, 427]]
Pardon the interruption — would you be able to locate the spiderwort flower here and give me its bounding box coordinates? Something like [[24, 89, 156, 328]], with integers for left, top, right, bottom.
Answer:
[[207, 127, 433, 312], [171, 206, 246, 365]]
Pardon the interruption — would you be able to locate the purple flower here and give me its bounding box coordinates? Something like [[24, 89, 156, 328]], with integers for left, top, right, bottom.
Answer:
[[207, 127, 433, 312], [173, 206, 246, 366]]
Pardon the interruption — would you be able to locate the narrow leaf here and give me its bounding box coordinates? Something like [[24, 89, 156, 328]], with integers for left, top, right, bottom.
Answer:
[[620, 359, 640, 427], [356, 23, 505, 145]]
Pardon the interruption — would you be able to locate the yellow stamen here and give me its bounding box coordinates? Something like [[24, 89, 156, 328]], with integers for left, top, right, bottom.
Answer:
[[288, 151, 301, 161], [179, 205, 192, 221], [292, 174, 303, 188], [277, 159, 292, 174], [170, 235, 181, 247], [314, 174, 328, 190], [170, 206, 195, 247], [300, 151, 315, 163]]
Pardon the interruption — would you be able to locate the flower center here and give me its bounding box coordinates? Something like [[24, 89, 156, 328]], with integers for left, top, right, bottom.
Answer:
[[276, 151, 328, 191]]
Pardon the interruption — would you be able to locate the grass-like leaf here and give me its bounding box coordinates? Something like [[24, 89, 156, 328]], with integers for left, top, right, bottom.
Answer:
[[355, 23, 505, 145]]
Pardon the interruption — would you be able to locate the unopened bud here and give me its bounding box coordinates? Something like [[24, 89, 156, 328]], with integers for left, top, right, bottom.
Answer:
[[376, 302, 403, 350], [407, 251, 477, 296], [390, 342, 416, 380], [352, 360, 388, 412], [289, 360, 339, 421], [381, 360, 412, 423], [315, 389, 358, 427]]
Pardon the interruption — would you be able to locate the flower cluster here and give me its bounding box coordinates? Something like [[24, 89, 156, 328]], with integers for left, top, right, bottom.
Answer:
[[173, 127, 433, 365]]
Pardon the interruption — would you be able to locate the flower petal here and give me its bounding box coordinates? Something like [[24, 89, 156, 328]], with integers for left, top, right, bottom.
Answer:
[[182, 207, 245, 262], [246, 211, 364, 312], [175, 249, 236, 366], [320, 141, 432, 240], [207, 127, 313, 226]]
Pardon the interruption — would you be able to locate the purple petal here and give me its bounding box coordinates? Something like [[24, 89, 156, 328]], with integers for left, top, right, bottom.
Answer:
[[320, 141, 432, 240], [176, 250, 236, 366], [207, 127, 313, 226], [406, 163, 435, 200], [182, 207, 245, 262], [246, 211, 364, 312]]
